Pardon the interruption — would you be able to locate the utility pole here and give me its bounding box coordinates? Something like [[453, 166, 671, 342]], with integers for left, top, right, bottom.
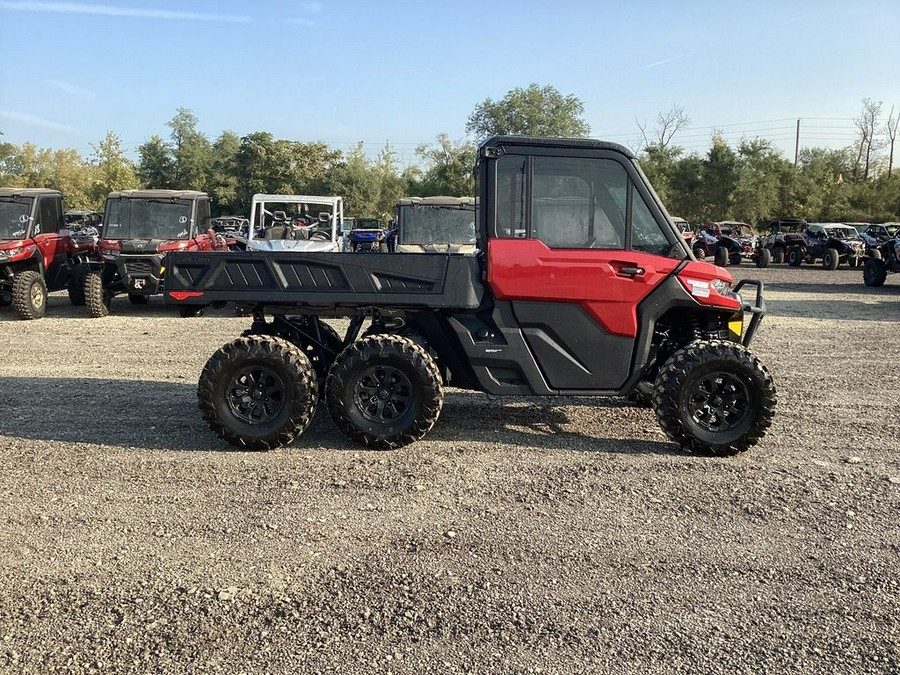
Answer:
[[794, 119, 800, 167]]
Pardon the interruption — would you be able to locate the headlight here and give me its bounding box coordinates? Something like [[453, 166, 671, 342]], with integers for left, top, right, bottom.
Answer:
[[0, 247, 22, 258], [101, 248, 119, 260], [710, 278, 732, 295]]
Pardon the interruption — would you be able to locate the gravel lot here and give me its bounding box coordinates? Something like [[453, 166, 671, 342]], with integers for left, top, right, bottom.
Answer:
[[1, 264, 898, 674]]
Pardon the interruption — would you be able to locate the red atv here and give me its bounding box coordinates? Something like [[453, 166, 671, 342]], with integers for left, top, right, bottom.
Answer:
[[693, 221, 770, 268], [84, 190, 229, 317], [165, 136, 777, 457], [0, 188, 96, 320]]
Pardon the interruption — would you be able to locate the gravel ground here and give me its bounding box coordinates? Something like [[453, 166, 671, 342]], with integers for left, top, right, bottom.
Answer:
[[0, 264, 898, 674]]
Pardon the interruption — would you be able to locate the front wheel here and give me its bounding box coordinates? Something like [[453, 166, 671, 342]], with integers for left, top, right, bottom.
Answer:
[[772, 247, 785, 264], [755, 248, 771, 268], [85, 270, 110, 318], [822, 248, 840, 270], [693, 246, 706, 260], [326, 335, 443, 449], [68, 265, 89, 306], [197, 336, 318, 450], [863, 257, 887, 287], [786, 246, 803, 267], [12, 270, 47, 320], [714, 246, 729, 267], [653, 340, 776, 456]]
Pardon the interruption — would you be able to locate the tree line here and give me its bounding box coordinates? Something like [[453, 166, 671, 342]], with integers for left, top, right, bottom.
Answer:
[[1, 86, 897, 224]]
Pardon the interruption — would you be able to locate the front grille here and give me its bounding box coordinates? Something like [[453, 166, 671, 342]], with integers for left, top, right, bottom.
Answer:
[[124, 259, 155, 276]]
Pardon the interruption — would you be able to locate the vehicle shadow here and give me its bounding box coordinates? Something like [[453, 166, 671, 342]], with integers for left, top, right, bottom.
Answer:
[[0, 294, 244, 322], [0, 377, 679, 456]]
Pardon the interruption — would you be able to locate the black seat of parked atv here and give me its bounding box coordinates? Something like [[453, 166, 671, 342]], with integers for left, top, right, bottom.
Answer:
[[264, 225, 295, 240]]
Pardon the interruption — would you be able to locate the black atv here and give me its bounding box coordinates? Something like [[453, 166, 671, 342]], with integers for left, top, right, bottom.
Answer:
[[863, 236, 900, 287]]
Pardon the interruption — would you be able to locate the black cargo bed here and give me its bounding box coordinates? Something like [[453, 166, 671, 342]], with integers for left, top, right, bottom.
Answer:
[[165, 251, 484, 310]]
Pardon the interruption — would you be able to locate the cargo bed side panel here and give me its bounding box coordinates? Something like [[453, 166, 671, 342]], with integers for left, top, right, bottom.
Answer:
[[166, 251, 484, 309]]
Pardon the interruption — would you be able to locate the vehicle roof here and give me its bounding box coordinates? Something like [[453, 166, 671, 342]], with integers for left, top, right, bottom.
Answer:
[[397, 196, 477, 207], [250, 194, 342, 208], [0, 187, 63, 198], [479, 135, 634, 159], [106, 189, 208, 200], [811, 222, 849, 228]]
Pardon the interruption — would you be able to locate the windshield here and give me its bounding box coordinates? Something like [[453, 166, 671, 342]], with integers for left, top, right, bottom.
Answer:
[[104, 199, 192, 240], [824, 226, 858, 239], [399, 205, 476, 245], [0, 199, 33, 239]]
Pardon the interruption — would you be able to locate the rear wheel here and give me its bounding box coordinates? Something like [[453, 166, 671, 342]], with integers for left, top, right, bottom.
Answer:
[[772, 246, 785, 264], [863, 257, 887, 287], [67, 265, 89, 306], [12, 270, 47, 320], [755, 248, 771, 268], [128, 293, 149, 305], [85, 270, 110, 318], [714, 246, 728, 267], [653, 340, 776, 456], [197, 336, 318, 450], [786, 246, 803, 267], [326, 335, 443, 449], [822, 248, 840, 270]]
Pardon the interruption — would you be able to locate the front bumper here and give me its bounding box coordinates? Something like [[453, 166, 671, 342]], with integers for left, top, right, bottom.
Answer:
[[111, 255, 164, 295]]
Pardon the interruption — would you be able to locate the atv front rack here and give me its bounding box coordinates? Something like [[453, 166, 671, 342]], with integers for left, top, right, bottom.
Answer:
[[734, 279, 765, 347]]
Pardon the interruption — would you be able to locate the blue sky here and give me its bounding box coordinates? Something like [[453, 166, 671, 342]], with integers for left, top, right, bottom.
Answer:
[[0, 0, 898, 166]]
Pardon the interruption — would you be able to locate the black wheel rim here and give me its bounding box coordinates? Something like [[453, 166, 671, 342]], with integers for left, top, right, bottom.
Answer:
[[226, 365, 286, 425], [353, 365, 412, 423], [687, 372, 751, 433]]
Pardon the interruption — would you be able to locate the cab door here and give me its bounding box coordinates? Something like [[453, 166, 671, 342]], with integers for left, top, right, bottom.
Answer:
[[32, 196, 69, 290], [486, 152, 683, 391]]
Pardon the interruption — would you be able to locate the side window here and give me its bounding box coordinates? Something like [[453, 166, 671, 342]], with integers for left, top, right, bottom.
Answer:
[[197, 199, 211, 233], [495, 155, 526, 238], [532, 156, 626, 249], [631, 193, 671, 255], [37, 198, 62, 235]]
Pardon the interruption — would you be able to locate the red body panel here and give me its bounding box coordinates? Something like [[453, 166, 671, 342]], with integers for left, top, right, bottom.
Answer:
[[487, 238, 682, 337]]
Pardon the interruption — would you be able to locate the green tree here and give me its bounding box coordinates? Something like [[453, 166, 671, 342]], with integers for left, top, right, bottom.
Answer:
[[167, 107, 214, 190], [326, 142, 380, 217], [137, 134, 175, 188], [412, 134, 476, 197], [466, 83, 590, 139], [90, 131, 139, 205], [208, 130, 241, 214], [701, 135, 739, 220], [730, 139, 792, 224]]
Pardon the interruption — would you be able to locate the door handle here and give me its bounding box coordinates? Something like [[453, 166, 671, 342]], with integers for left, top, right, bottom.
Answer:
[[618, 266, 645, 276]]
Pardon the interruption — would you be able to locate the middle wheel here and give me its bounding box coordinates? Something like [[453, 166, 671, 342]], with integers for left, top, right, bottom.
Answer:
[[326, 334, 444, 449]]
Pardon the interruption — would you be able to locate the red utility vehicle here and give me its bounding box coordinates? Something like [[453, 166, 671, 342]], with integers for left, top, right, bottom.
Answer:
[[84, 190, 229, 317], [0, 188, 96, 320], [165, 136, 777, 456]]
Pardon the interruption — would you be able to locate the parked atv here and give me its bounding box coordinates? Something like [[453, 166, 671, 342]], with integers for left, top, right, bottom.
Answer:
[[759, 218, 806, 263], [344, 217, 395, 253], [0, 188, 95, 320], [394, 196, 477, 253], [863, 235, 900, 287], [786, 223, 866, 270], [858, 223, 900, 255], [694, 221, 770, 268], [84, 189, 228, 317]]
